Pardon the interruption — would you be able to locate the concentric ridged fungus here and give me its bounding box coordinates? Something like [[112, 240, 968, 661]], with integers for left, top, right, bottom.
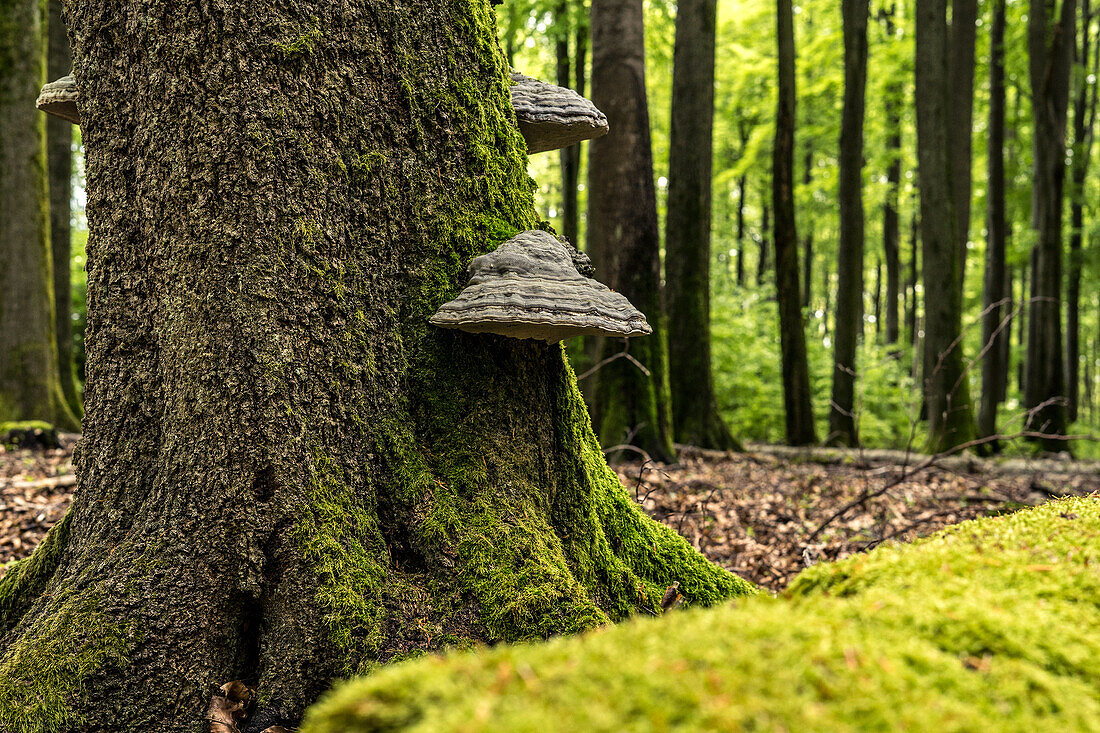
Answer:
[[509, 72, 609, 154], [36, 75, 80, 125], [430, 230, 651, 343]]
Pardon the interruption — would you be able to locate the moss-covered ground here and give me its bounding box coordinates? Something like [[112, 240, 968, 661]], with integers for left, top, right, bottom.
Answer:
[[302, 495, 1100, 732]]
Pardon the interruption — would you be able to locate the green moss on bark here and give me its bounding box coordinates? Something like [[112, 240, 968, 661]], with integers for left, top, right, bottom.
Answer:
[[0, 510, 70, 633], [0, 589, 128, 733]]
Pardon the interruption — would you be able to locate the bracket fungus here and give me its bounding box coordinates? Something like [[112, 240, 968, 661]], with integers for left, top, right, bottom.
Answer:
[[36, 74, 81, 125], [510, 72, 608, 154], [430, 230, 652, 343]]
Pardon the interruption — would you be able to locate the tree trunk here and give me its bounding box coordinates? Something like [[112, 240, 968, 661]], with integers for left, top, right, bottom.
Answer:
[[555, 1, 582, 248], [979, 0, 1009, 444], [0, 0, 79, 432], [948, 0, 977, 277], [757, 199, 770, 287], [736, 173, 747, 287], [774, 0, 817, 446], [1019, 254, 1030, 395], [907, 211, 919, 349], [915, 0, 975, 451], [828, 0, 869, 447], [902, 211, 919, 347], [588, 0, 675, 462], [47, 0, 80, 420], [665, 0, 737, 451], [882, 7, 902, 348], [801, 147, 814, 310], [1066, 0, 1098, 425], [0, 3, 750, 729], [1025, 0, 1076, 447]]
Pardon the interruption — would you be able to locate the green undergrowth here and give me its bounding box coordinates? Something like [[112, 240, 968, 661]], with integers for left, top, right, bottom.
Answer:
[[302, 496, 1100, 732]]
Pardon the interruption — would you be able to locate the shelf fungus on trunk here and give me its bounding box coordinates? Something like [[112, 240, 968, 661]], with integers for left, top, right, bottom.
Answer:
[[510, 72, 608, 154], [36, 74, 80, 125], [430, 230, 652, 343]]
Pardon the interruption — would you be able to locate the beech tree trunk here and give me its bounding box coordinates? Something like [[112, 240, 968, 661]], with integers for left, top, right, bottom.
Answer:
[[915, 0, 975, 451], [758, 199, 770, 287], [801, 147, 814, 310], [882, 6, 902, 348], [47, 0, 80, 419], [588, 0, 675, 462], [1025, 0, 1076, 447], [948, 0, 977, 277], [828, 0, 869, 447], [736, 172, 747, 287], [774, 0, 817, 446], [665, 0, 737, 451], [555, 1, 582, 248], [1066, 0, 1098, 424], [0, 0, 79, 432], [0, 3, 750, 729], [979, 0, 1009, 444]]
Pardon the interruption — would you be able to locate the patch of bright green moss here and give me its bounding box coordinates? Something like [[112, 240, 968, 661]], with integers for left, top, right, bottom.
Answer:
[[0, 590, 128, 733], [0, 510, 70, 633], [298, 451, 389, 674], [302, 497, 1100, 732]]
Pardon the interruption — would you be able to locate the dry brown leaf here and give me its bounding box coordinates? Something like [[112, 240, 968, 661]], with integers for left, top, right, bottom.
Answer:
[[206, 680, 254, 733]]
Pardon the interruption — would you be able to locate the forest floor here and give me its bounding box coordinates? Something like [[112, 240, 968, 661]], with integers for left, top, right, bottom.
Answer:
[[1, 436, 1097, 592]]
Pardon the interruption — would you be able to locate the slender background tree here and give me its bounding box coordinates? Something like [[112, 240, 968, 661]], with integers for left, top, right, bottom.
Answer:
[[666, 0, 739, 451], [588, 0, 676, 461]]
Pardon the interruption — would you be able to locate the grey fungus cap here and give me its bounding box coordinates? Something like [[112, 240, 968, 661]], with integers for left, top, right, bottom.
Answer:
[[36, 75, 80, 125], [429, 230, 651, 343], [509, 72, 608, 154]]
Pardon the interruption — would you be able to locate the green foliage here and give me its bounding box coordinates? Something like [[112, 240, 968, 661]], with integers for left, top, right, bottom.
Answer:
[[301, 496, 1100, 732], [710, 287, 917, 447]]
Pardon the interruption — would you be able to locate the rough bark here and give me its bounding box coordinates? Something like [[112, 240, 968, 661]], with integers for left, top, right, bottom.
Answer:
[[774, 0, 817, 446], [47, 0, 80, 419], [979, 0, 1009, 445], [0, 0, 79, 432], [0, 2, 750, 729], [588, 0, 675, 462], [915, 0, 975, 451], [665, 0, 737, 451], [1025, 0, 1076, 447], [828, 0, 869, 448]]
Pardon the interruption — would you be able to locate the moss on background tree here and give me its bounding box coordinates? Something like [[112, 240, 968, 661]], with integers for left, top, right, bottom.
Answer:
[[0, 0, 79, 432], [0, 1, 751, 730]]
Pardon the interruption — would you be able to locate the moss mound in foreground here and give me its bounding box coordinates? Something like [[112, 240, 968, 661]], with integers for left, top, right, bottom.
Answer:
[[302, 496, 1100, 732]]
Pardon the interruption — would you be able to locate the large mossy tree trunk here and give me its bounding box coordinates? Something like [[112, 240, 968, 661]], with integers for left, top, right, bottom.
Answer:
[[0, 2, 751, 730], [1025, 0, 1076, 447], [914, 0, 975, 452], [773, 0, 817, 447], [587, 0, 675, 462], [46, 0, 80, 420], [0, 0, 79, 433], [664, 0, 738, 452], [827, 0, 869, 448]]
